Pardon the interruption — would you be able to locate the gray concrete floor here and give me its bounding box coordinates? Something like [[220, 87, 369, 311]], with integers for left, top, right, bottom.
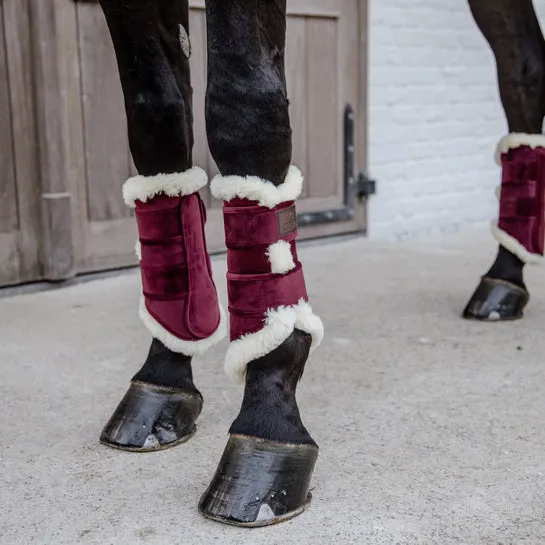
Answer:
[[2, 227, 545, 544]]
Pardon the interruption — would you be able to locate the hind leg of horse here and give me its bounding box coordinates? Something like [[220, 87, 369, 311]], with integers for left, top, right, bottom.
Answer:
[[464, 0, 545, 321], [98, 0, 225, 452], [198, 0, 323, 526]]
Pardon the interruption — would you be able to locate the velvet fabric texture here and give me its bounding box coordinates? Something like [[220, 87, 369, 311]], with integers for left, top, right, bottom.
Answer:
[[136, 193, 221, 342], [498, 145, 545, 256], [224, 198, 308, 341]]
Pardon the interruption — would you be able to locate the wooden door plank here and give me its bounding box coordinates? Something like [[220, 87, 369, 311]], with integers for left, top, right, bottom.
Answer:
[[2, 0, 42, 283], [0, 3, 18, 234], [78, 2, 130, 222], [28, 0, 77, 280], [286, 15, 308, 197], [306, 16, 338, 198], [58, 0, 88, 271]]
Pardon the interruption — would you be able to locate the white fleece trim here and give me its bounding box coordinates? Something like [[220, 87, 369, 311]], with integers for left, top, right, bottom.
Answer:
[[139, 296, 227, 356], [490, 221, 543, 265], [210, 165, 303, 208], [135, 240, 142, 261], [123, 167, 208, 208], [224, 299, 324, 384], [495, 133, 545, 165], [266, 240, 296, 274]]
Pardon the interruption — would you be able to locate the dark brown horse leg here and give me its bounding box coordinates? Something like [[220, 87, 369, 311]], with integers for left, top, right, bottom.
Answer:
[[464, 0, 545, 321], [198, 0, 323, 526], [98, 0, 225, 452]]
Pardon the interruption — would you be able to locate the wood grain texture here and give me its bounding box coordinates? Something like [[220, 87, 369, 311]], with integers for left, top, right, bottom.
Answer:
[[306, 17, 338, 198], [286, 16, 308, 197], [3, 0, 42, 280], [59, 0, 88, 271], [0, 1, 42, 284], [0, 3, 18, 234], [40, 194, 74, 277], [29, 0, 78, 279], [77, 2, 130, 222]]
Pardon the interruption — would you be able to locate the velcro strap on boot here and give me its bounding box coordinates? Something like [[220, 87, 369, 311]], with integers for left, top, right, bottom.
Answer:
[[223, 197, 308, 341], [136, 196, 189, 299], [224, 200, 298, 247], [227, 264, 308, 340], [498, 145, 545, 256], [224, 199, 299, 275]]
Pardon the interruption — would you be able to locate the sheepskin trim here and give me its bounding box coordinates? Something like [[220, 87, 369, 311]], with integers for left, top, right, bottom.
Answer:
[[266, 240, 296, 274], [123, 167, 208, 208], [135, 240, 142, 261], [490, 221, 543, 265], [210, 165, 303, 209], [224, 299, 324, 384], [495, 133, 545, 165], [138, 296, 227, 356]]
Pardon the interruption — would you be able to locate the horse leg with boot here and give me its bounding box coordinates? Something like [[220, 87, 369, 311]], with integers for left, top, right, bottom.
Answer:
[[198, 0, 324, 527], [465, 0, 545, 321], [98, 0, 225, 452]]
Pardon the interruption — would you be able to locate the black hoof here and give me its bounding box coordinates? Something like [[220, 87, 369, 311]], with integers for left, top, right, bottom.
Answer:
[[199, 434, 318, 527], [100, 381, 202, 452], [463, 276, 529, 322]]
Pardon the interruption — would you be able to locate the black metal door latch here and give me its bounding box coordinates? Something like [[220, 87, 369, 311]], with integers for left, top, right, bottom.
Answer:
[[297, 104, 376, 228]]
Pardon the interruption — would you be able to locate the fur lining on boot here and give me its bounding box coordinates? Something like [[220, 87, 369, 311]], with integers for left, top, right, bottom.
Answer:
[[266, 240, 296, 274], [490, 221, 544, 265], [224, 299, 324, 384], [123, 167, 208, 207], [138, 296, 227, 356], [210, 165, 303, 208], [495, 133, 545, 165]]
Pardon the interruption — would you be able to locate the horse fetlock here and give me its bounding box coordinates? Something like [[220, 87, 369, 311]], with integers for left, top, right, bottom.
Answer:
[[229, 331, 317, 447], [132, 339, 198, 393]]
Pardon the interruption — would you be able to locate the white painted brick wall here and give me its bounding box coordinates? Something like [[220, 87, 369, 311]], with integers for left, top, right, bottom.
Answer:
[[367, 0, 545, 240]]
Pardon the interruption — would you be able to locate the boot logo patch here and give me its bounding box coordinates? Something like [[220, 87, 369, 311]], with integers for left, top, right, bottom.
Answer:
[[179, 25, 191, 59], [277, 206, 297, 237]]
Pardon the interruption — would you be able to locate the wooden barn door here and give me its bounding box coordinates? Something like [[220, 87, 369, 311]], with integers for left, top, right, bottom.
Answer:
[[0, 0, 367, 288]]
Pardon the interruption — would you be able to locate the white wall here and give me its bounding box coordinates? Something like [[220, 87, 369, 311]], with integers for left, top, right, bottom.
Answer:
[[367, 0, 545, 240]]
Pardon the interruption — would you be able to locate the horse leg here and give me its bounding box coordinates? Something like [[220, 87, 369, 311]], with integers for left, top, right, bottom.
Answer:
[[198, 0, 324, 526], [464, 0, 545, 321], [98, 0, 226, 451]]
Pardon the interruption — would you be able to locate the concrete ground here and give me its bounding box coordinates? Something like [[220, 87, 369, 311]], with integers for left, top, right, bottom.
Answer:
[[1, 227, 545, 545]]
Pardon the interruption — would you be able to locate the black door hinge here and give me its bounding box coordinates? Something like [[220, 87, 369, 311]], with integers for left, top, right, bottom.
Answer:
[[356, 172, 376, 198]]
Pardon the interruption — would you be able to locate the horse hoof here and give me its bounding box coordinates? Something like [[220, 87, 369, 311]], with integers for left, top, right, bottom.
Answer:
[[100, 381, 202, 452], [462, 276, 529, 322], [199, 434, 318, 527]]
